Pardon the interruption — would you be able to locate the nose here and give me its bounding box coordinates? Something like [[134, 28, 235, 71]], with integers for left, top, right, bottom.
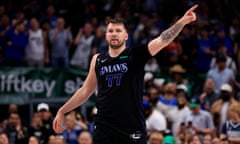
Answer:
[[110, 34, 117, 39], [111, 31, 117, 36]]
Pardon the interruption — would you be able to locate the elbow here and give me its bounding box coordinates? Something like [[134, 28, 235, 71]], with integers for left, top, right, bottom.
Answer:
[[149, 50, 156, 56], [148, 40, 165, 56], [148, 41, 157, 56]]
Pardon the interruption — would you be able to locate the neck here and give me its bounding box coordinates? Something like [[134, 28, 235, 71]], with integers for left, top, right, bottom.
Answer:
[[108, 45, 126, 57]]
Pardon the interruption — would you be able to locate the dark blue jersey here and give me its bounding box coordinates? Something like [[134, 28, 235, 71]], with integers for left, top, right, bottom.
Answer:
[[95, 45, 151, 135]]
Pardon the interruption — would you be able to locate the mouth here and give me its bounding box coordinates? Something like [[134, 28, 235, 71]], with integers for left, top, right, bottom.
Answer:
[[111, 39, 118, 42]]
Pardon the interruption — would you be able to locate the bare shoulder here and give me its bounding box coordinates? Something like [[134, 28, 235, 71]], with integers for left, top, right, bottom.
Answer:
[[92, 53, 100, 59], [88, 53, 101, 72], [91, 53, 100, 65], [81, 54, 99, 90]]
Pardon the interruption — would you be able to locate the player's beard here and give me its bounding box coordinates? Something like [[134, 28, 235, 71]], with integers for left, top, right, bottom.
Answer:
[[108, 39, 124, 49]]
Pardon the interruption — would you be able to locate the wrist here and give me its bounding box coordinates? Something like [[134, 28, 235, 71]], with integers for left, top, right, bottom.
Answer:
[[178, 18, 187, 26], [58, 108, 65, 115]]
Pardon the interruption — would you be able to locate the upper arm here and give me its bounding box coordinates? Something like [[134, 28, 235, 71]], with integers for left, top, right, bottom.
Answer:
[[80, 54, 98, 96]]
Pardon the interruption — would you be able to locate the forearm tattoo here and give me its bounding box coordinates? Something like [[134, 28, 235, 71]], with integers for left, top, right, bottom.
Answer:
[[160, 23, 184, 42]]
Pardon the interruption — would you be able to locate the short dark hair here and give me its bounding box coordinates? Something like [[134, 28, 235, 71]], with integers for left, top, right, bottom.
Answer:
[[106, 17, 128, 31]]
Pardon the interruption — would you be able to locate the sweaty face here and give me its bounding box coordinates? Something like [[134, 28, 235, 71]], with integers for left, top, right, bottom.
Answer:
[[105, 23, 128, 49]]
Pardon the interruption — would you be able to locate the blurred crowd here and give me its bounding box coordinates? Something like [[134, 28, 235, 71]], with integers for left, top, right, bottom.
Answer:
[[1, 0, 240, 143], [0, 0, 240, 71], [0, 103, 94, 144]]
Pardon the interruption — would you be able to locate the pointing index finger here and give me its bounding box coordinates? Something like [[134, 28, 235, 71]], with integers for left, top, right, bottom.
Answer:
[[188, 4, 198, 12]]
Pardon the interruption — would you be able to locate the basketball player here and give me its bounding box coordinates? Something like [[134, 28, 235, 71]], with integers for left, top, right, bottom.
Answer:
[[53, 5, 198, 144]]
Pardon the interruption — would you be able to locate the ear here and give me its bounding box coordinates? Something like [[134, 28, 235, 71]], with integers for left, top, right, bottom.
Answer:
[[125, 32, 128, 40]]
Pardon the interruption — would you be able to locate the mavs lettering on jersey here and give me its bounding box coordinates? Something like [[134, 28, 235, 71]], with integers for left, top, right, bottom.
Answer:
[[100, 63, 128, 76], [100, 63, 128, 87]]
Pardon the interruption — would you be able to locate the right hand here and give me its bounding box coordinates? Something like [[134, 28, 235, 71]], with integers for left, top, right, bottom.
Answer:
[[53, 111, 64, 134], [180, 4, 198, 25]]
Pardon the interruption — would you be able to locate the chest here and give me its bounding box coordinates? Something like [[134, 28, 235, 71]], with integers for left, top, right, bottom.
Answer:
[[96, 54, 135, 88]]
